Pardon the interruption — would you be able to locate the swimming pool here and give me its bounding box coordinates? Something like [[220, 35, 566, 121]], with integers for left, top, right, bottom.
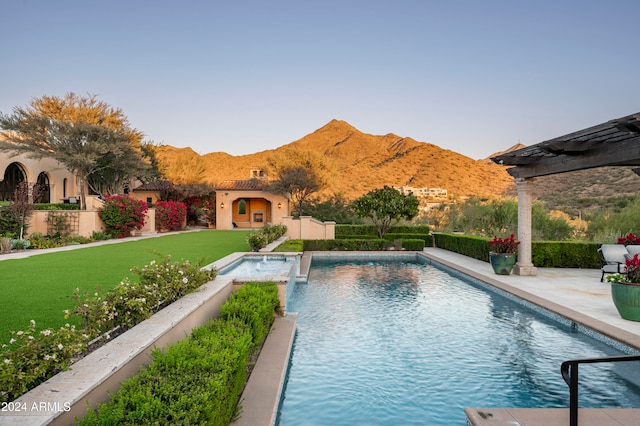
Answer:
[[276, 256, 640, 425]]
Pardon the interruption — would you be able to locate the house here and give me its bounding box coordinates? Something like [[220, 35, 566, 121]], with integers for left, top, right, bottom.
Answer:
[[214, 169, 290, 230], [0, 152, 79, 204]]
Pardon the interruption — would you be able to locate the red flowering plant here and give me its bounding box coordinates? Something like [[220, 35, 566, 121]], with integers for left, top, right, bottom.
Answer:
[[617, 232, 640, 246], [608, 254, 640, 284], [155, 200, 187, 232], [488, 233, 520, 254], [99, 196, 148, 238]]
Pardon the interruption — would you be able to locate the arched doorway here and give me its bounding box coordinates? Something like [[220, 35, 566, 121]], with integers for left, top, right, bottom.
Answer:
[[1, 162, 26, 201], [36, 172, 51, 203]]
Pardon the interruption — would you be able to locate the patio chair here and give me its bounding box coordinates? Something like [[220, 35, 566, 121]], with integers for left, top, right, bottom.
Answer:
[[626, 245, 640, 257], [598, 244, 629, 282]]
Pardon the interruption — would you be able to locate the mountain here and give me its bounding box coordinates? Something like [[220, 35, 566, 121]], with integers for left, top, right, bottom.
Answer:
[[154, 119, 516, 200]]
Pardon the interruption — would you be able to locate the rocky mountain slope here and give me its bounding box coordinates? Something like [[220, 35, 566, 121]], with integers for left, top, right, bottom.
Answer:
[[154, 120, 515, 200]]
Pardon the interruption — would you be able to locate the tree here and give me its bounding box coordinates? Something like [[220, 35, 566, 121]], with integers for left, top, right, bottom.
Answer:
[[267, 165, 322, 217], [10, 182, 42, 240], [351, 186, 419, 238], [266, 149, 332, 216], [0, 93, 153, 209]]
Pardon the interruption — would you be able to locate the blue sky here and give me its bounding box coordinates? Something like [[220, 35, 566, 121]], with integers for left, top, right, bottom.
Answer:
[[1, 0, 638, 159]]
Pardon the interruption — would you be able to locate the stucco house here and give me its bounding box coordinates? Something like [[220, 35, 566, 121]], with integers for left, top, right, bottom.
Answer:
[[214, 170, 291, 230], [0, 152, 79, 204]]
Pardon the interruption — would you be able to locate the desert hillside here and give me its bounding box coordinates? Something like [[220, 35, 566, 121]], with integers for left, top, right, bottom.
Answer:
[[154, 120, 515, 200]]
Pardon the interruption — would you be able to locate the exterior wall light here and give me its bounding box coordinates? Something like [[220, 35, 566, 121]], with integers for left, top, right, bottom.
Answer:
[[278, 202, 282, 209], [220, 202, 224, 209]]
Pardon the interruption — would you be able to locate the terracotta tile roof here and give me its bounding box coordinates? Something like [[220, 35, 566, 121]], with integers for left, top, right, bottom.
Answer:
[[132, 180, 173, 192], [215, 179, 267, 191]]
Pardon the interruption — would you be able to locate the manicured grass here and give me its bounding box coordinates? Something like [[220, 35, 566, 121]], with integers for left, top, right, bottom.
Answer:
[[0, 230, 251, 343]]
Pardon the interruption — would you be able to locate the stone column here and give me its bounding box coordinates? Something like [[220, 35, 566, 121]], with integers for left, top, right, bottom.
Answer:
[[514, 177, 538, 276]]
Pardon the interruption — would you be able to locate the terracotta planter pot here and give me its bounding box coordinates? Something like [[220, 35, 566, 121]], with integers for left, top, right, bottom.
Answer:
[[489, 252, 516, 275], [611, 282, 640, 321]]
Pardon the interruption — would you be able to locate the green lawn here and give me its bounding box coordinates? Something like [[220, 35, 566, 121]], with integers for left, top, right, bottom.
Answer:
[[0, 230, 251, 343]]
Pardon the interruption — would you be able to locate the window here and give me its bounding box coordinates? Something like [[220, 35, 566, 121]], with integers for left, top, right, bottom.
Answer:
[[238, 199, 247, 215], [36, 172, 50, 203]]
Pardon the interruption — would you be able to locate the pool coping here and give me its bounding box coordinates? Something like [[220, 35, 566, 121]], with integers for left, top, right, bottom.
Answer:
[[230, 314, 297, 426]]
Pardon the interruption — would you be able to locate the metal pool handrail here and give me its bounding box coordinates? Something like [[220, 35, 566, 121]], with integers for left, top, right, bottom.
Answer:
[[561, 354, 640, 426]]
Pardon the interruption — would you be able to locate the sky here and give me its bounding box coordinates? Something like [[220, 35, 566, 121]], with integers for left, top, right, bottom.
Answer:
[[1, 0, 639, 160]]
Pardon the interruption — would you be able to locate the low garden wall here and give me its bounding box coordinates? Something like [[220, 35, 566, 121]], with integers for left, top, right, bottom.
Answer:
[[0, 274, 234, 425], [282, 216, 335, 240]]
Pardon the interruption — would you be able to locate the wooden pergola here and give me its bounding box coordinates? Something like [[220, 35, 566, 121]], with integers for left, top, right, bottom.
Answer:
[[491, 112, 640, 275]]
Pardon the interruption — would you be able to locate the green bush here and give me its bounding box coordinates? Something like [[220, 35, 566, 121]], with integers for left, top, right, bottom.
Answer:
[[336, 224, 430, 238], [78, 283, 280, 426], [531, 241, 600, 268], [433, 233, 601, 268], [220, 283, 280, 345], [0, 205, 20, 237], [246, 224, 287, 251], [79, 319, 253, 426], [33, 203, 80, 211], [273, 239, 304, 252], [433, 233, 490, 261], [385, 233, 431, 244]]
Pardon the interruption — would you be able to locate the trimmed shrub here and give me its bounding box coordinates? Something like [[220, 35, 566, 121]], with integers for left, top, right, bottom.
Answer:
[[304, 239, 387, 251], [220, 283, 280, 345], [78, 283, 280, 426], [433, 233, 601, 268], [336, 224, 430, 238]]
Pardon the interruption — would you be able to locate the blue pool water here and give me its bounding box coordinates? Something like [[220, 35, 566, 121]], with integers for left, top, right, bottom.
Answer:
[[277, 258, 640, 425], [218, 255, 295, 278]]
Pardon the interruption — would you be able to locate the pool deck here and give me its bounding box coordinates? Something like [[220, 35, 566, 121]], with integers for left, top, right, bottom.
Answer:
[[238, 249, 640, 426], [422, 248, 640, 426]]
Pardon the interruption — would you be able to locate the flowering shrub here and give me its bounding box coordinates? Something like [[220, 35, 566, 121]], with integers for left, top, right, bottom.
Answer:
[[156, 201, 187, 231], [488, 233, 520, 254], [155, 200, 187, 232], [99, 196, 148, 238], [71, 255, 217, 336], [617, 232, 640, 246], [0, 321, 88, 403], [1, 256, 216, 403]]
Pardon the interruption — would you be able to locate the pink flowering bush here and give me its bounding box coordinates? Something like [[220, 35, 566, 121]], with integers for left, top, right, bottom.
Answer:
[[155, 200, 187, 232], [99, 196, 148, 238]]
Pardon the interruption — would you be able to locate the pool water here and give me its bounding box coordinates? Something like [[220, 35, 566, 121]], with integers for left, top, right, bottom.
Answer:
[[277, 259, 640, 425], [218, 256, 295, 278]]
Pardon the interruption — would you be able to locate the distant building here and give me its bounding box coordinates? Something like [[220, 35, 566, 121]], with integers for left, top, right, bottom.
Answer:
[[394, 186, 448, 199]]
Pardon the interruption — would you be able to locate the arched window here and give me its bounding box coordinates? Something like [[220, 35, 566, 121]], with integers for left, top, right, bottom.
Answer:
[[36, 172, 50, 203], [1, 163, 26, 201], [238, 199, 247, 215]]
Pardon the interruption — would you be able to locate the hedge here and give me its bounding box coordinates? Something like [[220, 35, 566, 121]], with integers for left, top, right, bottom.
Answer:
[[78, 283, 280, 425], [303, 238, 425, 251], [336, 224, 430, 237], [432, 233, 601, 269]]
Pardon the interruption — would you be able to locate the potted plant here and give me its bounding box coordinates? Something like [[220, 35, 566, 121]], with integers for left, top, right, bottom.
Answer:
[[607, 254, 640, 321], [488, 233, 520, 275], [617, 232, 640, 246]]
